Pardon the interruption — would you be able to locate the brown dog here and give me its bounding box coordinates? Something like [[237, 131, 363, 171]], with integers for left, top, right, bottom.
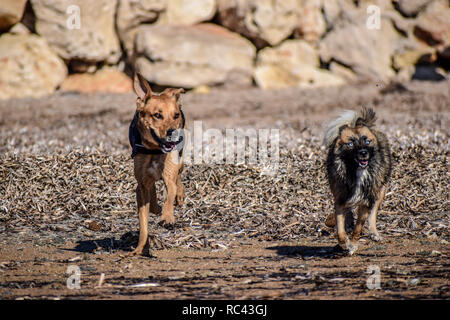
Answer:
[[128, 73, 185, 256]]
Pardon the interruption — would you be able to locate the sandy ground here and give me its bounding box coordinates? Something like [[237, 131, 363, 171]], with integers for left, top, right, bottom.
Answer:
[[0, 80, 449, 299]]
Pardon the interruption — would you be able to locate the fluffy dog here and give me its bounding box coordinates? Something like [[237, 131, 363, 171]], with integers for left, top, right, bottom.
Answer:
[[128, 73, 185, 256], [324, 107, 392, 255]]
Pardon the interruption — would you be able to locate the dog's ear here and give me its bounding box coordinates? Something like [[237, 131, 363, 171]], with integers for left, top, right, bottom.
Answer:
[[163, 88, 185, 101], [338, 124, 348, 134], [133, 72, 152, 101], [356, 107, 377, 127]]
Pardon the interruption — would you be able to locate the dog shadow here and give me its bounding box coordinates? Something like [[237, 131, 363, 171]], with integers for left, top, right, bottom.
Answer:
[[68, 231, 139, 253], [267, 244, 344, 259]]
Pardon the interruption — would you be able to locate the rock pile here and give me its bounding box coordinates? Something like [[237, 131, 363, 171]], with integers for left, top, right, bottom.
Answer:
[[0, 0, 448, 99]]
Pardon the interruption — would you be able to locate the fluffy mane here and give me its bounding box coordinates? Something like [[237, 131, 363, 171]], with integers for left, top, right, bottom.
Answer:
[[323, 107, 377, 148]]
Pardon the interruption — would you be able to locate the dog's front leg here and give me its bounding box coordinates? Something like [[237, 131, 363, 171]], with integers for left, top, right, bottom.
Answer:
[[160, 159, 179, 225], [335, 204, 348, 249], [175, 170, 184, 206], [130, 185, 151, 256], [348, 205, 370, 255], [368, 186, 385, 242]]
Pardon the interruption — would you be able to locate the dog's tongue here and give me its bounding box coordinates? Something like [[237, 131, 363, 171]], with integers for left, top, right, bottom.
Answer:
[[359, 160, 368, 166]]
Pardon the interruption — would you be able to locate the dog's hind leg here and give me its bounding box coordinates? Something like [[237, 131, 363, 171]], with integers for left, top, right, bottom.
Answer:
[[368, 186, 385, 242], [325, 212, 336, 227], [130, 185, 151, 256]]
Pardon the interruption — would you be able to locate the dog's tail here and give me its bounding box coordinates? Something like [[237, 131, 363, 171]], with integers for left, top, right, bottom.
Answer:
[[323, 107, 376, 148]]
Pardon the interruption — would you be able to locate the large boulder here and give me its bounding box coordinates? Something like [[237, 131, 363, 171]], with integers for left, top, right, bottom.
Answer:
[[294, 0, 326, 43], [254, 40, 346, 89], [413, 0, 450, 50], [116, 0, 166, 56], [135, 23, 256, 88], [60, 67, 132, 93], [158, 0, 216, 25], [217, 0, 303, 48], [0, 33, 67, 100], [0, 0, 27, 31], [394, 0, 432, 17], [31, 0, 121, 64], [319, 14, 401, 81]]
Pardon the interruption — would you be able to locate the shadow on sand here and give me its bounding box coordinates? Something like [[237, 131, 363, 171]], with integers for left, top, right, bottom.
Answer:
[[267, 244, 345, 258], [67, 232, 139, 253]]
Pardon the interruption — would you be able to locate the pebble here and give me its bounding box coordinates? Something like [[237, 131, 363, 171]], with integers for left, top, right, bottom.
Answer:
[[430, 250, 442, 256]]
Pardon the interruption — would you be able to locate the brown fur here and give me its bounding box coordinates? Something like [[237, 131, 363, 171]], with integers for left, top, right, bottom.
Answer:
[[130, 73, 185, 256]]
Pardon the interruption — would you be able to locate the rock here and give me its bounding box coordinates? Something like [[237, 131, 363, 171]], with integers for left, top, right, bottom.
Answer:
[[217, 0, 303, 48], [87, 221, 101, 231], [8, 23, 30, 35], [254, 40, 346, 89], [319, 15, 401, 81], [322, 0, 353, 27], [60, 68, 133, 93], [394, 0, 432, 17], [257, 40, 320, 68], [192, 85, 212, 94], [117, 0, 217, 55], [294, 0, 326, 43], [31, 0, 121, 64], [255, 65, 346, 89], [430, 250, 442, 256], [0, 0, 27, 31], [322, 0, 341, 28], [158, 0, 216, 25], [135, 23, 256, 88], [116, 0, 166, 56], [324, 0, 411, 35], [392, 42, 435, 71], [329, 62, 357, 82], [413, 0, 450, 50], [0, 33, 67, 100]]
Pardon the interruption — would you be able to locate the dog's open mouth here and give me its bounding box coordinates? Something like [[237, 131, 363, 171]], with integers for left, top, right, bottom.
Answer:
[[151, 128, 184, 153], [357, 159, 369, 168], [160, 141, 178, 153]]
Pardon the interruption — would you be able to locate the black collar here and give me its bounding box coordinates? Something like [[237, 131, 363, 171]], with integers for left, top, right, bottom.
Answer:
[[129, 110, 185, 158]]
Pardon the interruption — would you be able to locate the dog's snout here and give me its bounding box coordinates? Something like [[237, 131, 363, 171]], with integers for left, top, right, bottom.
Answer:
[[358, 149, 368, 157], [166, 128, 175, 137]]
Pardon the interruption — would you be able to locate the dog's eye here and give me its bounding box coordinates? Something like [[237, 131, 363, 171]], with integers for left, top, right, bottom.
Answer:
[[365, 139, 371, 145], [153, 113, 163, 120], [347, 142, 354, 147], [174, 113, 180, 119]]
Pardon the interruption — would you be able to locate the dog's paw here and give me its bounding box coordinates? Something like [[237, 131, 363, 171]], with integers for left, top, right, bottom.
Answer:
[[127, 246, 151, 257], [369, 232, 382, 242], [176, 194, 184, 206], [160, 214, 175, 226], [346, 238, 359, 256]]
